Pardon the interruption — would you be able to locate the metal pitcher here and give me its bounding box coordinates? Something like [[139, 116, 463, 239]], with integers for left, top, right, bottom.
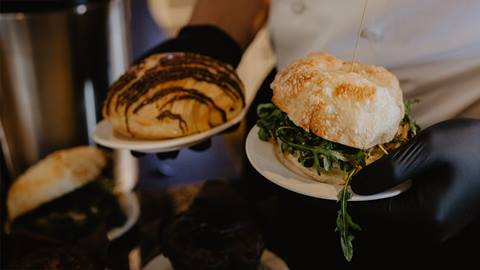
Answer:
[[0, 0, 131, 178]]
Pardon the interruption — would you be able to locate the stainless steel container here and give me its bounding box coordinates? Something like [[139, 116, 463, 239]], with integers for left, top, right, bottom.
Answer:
[[0, 0, 131, 178]]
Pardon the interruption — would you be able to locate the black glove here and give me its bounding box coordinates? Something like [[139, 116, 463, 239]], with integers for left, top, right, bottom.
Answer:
[[351, 118, 480, 244], [134, 25, 242, 67], [130, 25, 243, 159]]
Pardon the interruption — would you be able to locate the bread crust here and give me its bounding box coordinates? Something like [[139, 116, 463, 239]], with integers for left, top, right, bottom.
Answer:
[[102, 52, 245, 139], [7, 146, 107, 221], [271, 52, 404, 149]]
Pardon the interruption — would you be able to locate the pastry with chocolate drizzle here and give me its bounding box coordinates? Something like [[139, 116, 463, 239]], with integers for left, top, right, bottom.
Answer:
[[102, 52, 245, 139]]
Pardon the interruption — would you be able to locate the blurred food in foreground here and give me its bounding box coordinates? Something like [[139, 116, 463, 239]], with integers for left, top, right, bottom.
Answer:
[[162, 181, 264, 270], [7, 146, 127, 241]]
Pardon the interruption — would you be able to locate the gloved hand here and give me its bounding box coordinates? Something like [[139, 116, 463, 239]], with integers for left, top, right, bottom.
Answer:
[[351, 118, 480, 243], [129, 25, 243, 159]]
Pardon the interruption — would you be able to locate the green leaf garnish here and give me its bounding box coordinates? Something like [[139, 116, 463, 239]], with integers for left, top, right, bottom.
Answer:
[[404, 99, 420, 137], [256, 103, 367, 175], [335, 170, 361, 262]]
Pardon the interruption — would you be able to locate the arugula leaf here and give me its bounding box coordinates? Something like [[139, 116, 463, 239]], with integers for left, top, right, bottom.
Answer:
[[258, 126, 270, 141], [256, 103, 367, 176], [404, 99, 420, 137], [335, 170, 361, 262]]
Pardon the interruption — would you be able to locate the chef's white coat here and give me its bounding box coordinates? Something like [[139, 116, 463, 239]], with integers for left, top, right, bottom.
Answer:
[[269, 0, 480, 127]]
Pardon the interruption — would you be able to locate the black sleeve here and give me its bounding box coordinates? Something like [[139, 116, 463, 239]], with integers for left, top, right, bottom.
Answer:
[[134, 25, 243, 68]]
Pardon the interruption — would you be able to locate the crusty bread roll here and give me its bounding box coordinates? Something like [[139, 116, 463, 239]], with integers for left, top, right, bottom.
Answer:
[[271, 52, 404, 150], [102, 52, 245, 139], [7, 146, 107, 221]]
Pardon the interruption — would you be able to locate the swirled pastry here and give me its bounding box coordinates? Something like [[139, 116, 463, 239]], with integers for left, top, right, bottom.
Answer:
[[102, 52, 245, 139]]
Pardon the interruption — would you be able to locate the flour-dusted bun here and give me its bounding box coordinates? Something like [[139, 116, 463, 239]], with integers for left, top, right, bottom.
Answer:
[[271, 52, 404, 149], [103, 52, 245, 139], [7, 146, 107, 221]]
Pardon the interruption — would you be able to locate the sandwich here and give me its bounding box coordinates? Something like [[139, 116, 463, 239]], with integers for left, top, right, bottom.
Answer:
[[102, 52, 245, 139], [257, 52, 419, 185], [256, 52, 420, 261], [7, 146, 126, 241]]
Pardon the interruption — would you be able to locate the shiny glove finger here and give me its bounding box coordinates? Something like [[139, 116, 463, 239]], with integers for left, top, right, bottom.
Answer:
[[351, 135, 430, 195], [352, 118, 480, 195]]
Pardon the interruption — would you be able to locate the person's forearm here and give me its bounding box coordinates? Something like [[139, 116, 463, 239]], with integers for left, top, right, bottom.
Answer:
[[188, 0, 270, 49]]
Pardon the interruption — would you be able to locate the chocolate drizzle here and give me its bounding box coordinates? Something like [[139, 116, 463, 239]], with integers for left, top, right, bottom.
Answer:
[[158, 52, 241, 81], [157, 111, 188, 133], [103, 52, 245, 137], [129, 87, 226, 134], [167, 66, 243, 102], [104, 71, 137, 116], [118, 66, 243, 111], [134, 87, 226, 120], [138, 87, 227, 132]]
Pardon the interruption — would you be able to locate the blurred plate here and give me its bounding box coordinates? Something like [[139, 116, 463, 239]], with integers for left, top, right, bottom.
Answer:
[[4, 192, 139, 240], [143, 249, 289, 270], [108, 192, 140, 240], [92, 109, 246, 153], [245, 126, 411, 201]]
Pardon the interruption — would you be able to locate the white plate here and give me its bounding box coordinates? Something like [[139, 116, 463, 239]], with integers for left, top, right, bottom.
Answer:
[[92, 109, 246, 153], [143, 249, 289, 270], [107, 192, 140, 240], [245, 126, 411, 201]]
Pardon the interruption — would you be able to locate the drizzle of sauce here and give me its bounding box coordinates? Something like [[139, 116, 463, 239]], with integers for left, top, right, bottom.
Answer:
[[157, 66, 244, 103], [158, 52, 241, 81], [156, 110, 188, 134], [117, 65, 243, 133], [104, 71, 137, 115], [133, 87, 226, 121], [129, 87, 226, 134], [105, 52, 244, 136], [116, 65, 243, 110]]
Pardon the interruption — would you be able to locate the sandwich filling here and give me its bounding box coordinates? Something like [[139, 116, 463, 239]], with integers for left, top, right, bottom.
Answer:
[[256, 100, 419, 184], [12, 174, 126, 241]]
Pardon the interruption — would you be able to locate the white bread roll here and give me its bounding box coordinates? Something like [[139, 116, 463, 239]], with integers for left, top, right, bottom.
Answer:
[[271, 52, 404, 149], [7, 146, 107, 221]]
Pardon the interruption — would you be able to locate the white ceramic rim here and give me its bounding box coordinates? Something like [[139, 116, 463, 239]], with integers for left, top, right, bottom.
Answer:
[[92, 109, 246, 153]]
